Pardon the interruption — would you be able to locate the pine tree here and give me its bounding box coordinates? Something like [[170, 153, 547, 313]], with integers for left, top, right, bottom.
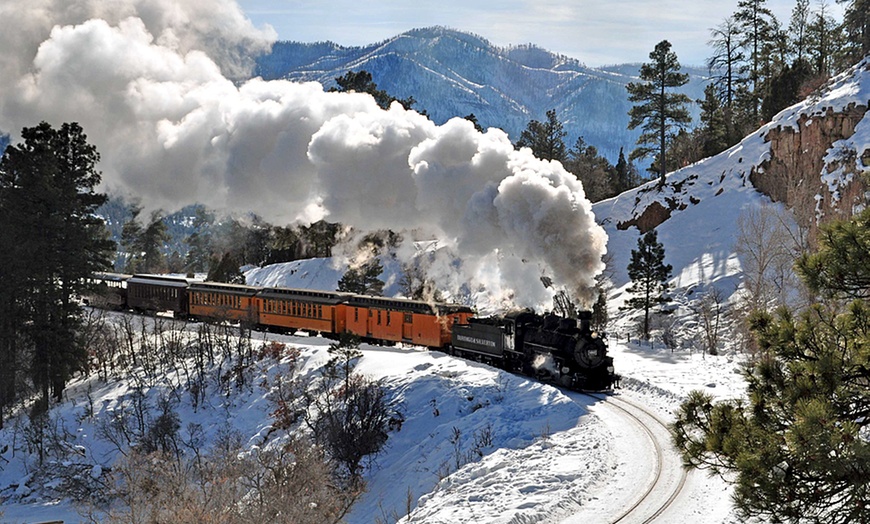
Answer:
[[806, 1, 841, 77], [625, 230, 673, 339], [515, 109, 568, 162], [330, 70, 420, 112], [184, 207, 214, 273], [206, 252, 245, 284], [122, 208, 169, 274], [797, 207, 870, 298], [708, 17, 747, 114], [841, 0, 870, 63], [337, 259, 385, 296], [734, 0, 780, 123], [698, 84, 731, 157], [672, 207, 870, 523], [565, 136, 616, 201], [788, 0, 812, 66], [0, 122, 114, 410], [613, 147, 643, 193], [626, 40, 693, 187], [708, 17, 756, 143]]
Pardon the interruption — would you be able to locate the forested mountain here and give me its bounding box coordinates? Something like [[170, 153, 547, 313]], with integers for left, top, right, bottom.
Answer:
[[254, 26, 710, 161]]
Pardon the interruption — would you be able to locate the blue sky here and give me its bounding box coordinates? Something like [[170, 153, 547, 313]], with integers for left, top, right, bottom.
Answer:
[[236, 0, 843, 67]]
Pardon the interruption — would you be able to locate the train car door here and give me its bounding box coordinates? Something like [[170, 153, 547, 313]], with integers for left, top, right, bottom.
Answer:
[[402, 313, 413, 340]]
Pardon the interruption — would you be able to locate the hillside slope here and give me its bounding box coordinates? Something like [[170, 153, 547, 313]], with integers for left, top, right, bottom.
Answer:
[[595, 57, 870, 337], [254, 26, 709, 161]]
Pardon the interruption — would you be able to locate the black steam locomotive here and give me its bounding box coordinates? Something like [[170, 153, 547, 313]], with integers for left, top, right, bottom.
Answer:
[[451, 310, 616, 390]]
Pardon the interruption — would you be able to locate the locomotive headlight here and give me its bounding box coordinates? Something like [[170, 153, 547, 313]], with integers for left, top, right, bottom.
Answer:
[[591, 332, 599, 339], [561, 366, 570, 374], [607, 366, 614, 373]]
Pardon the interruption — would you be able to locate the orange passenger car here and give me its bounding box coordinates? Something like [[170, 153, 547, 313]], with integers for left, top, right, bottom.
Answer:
[[257, 287, 348, 335], [345, 295, 474, 349], [188, 282, 260, 323]]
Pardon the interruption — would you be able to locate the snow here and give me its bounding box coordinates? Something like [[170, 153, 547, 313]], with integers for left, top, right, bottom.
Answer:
[[0, 326, 746, 524]]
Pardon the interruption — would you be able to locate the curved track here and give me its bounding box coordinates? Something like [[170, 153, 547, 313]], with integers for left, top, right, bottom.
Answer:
[[560, 392, 689, 524]]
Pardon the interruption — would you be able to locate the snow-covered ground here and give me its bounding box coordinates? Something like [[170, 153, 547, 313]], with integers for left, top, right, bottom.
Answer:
[[0, 322, 747, 524]]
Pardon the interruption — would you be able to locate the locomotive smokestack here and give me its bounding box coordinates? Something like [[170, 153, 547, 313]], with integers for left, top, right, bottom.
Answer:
[[577, 310, 592, 333]]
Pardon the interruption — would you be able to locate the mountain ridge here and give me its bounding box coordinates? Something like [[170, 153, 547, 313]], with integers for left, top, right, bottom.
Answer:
[[254, 26, 709, 161]]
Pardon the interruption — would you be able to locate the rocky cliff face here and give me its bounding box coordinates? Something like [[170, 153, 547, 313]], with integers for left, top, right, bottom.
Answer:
[[753, 102, 869, 228]]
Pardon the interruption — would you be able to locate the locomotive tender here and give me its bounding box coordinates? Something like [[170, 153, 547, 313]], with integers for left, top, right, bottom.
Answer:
[[86, 272, 616, 390]]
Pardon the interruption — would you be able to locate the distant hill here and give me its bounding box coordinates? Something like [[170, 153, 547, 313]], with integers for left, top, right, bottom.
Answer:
[[254, 26, 709, 161]]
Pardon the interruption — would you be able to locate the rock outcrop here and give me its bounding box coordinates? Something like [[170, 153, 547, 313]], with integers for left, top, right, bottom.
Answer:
[[752, 102, 869, 228]]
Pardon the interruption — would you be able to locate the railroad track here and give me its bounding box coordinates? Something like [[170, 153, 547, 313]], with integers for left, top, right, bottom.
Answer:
[[562, 391, 689, 524]]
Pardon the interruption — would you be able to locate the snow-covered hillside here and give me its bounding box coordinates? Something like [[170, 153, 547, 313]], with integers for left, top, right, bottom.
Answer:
[[597, 57, 870, 340], [0, 316, 747, 524]]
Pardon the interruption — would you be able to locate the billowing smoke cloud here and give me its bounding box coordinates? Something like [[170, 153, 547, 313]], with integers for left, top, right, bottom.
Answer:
[[0, 0, 607, 311]]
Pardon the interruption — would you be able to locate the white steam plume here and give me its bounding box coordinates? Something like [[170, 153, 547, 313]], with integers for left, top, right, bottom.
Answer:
[[0, 0, 607, 310]]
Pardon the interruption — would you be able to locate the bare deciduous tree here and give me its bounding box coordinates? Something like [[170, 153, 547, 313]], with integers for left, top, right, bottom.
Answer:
[[735, 204, 808, 311], [691, 287, 725, 356]]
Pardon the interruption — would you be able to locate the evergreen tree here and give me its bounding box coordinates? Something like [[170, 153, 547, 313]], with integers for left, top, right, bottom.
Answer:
[[565, 136, 616, 201], [590, 288, 609, 333], [789, 0, 812, 66], [330, 70, 421, 112], [206, 252, 245, 284], [122, 208, 169, 274], [672, 207, 870, 523], [613, 147, 643, 193], [761, 60, 814, 121], [515, 109, 568, 162], [666, 128, 706, 170], [734, 0, 780, 123], [184, 207, 214, 273], [698, 84, 731, 157], [624, 230, 673, 339], [708, 16, 747, 121], [806, 1, 842, 77], [0, 122, 114, 410], [797, 206, 870, 298], [463, 113, 485, 133], [627, 40, 693, 187], [300, 220, 341, 258], [337, 259, 385, 296], [840, 0, 870, 63]]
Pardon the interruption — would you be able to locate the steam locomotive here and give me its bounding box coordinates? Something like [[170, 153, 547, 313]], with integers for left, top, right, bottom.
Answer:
[[85, 272, 616, 390], [452, 310, 615, 390]]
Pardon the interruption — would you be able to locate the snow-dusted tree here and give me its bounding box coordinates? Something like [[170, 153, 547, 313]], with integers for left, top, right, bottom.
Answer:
[[626, 40, 693, 187], [624, 230, 673, 339]]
